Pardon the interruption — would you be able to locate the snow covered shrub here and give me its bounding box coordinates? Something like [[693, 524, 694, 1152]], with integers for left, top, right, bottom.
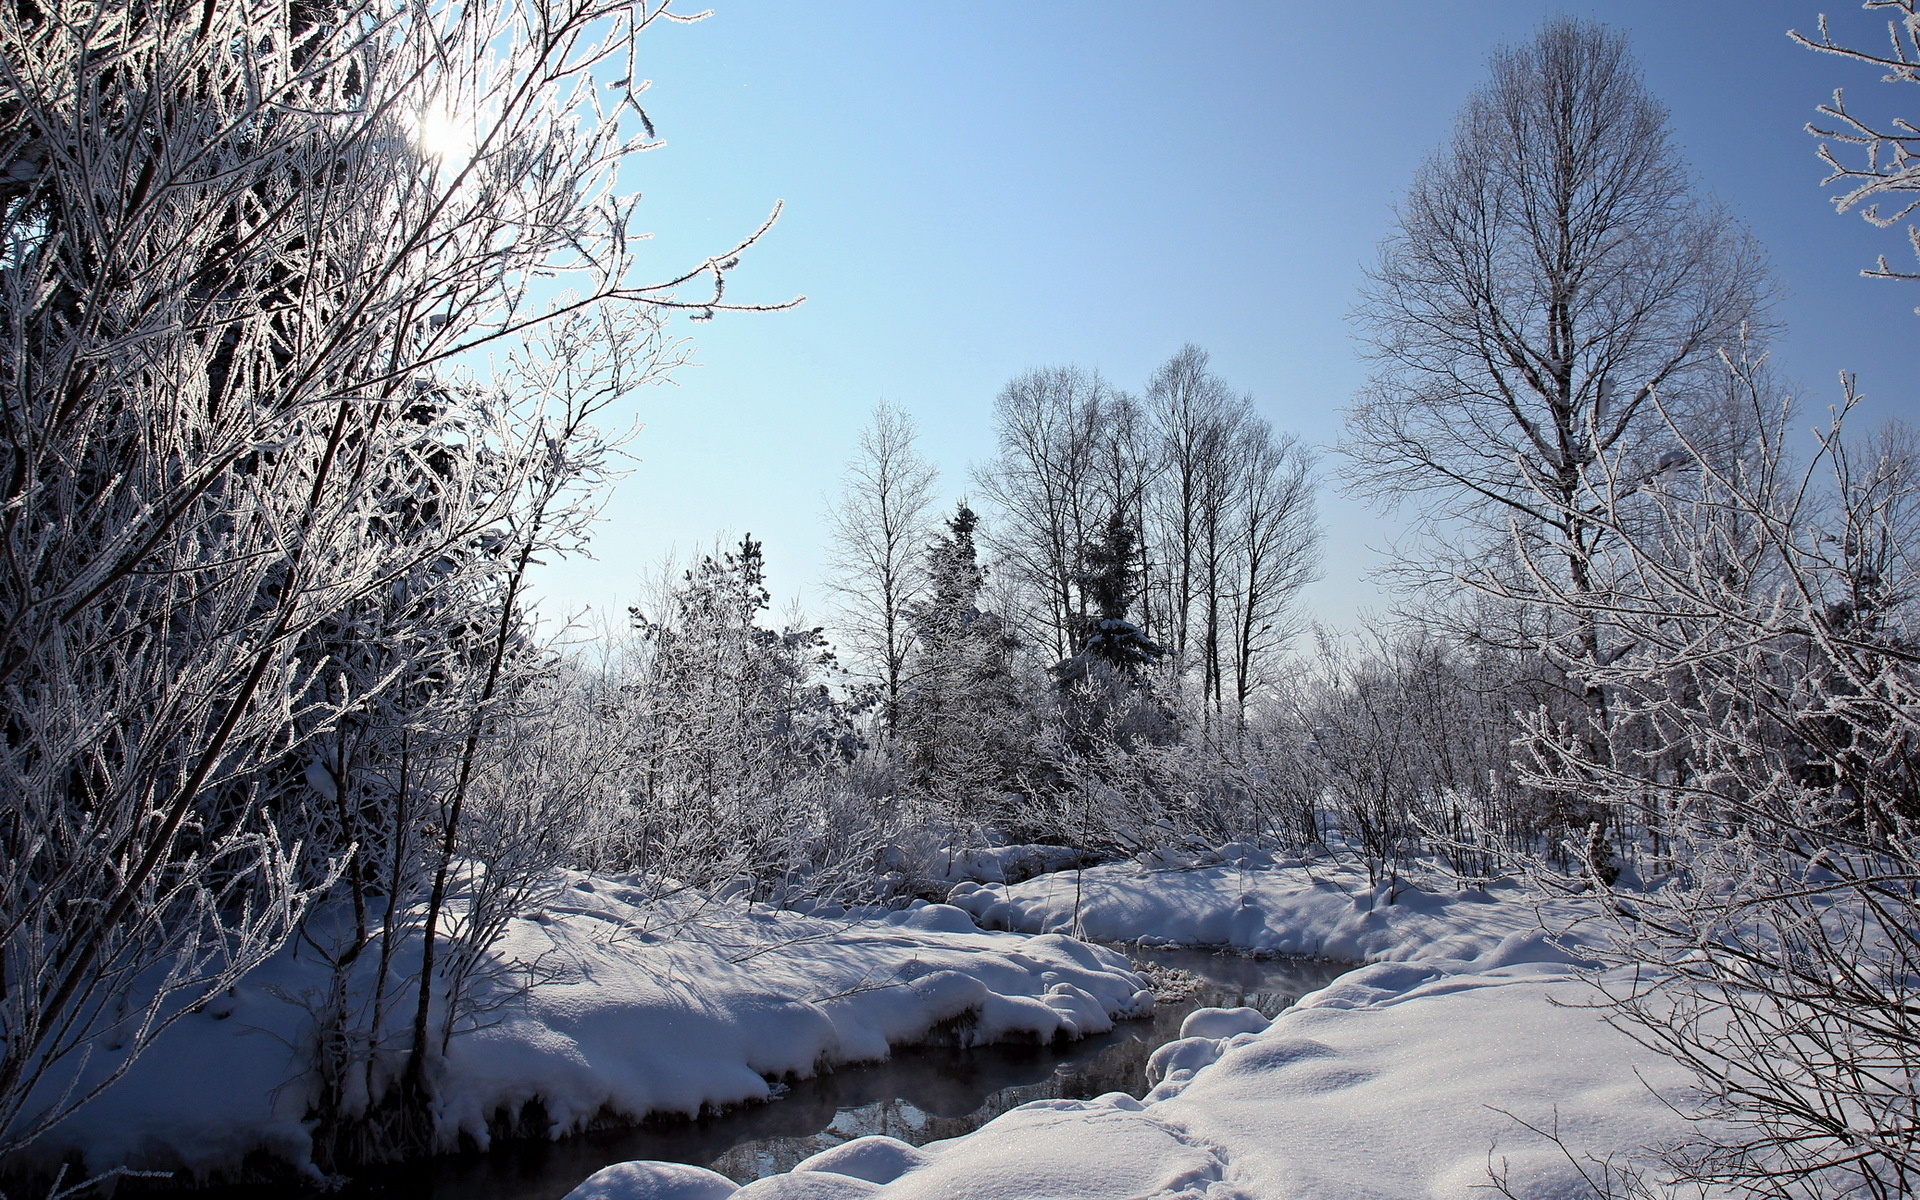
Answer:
[[1294, 626, 1549, 883], [0, 0, 776, 1161], [613, 536, 878, 897], [1519, 360, 1920, 1198]]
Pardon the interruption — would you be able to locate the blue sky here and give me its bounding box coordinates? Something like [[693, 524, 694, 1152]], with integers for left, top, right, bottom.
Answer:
[[529, 1, 1919, 632]]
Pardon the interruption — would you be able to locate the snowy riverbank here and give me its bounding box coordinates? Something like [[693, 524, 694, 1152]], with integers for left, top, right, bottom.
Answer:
[[31, 873, 1152, 1182], [567, 855, 1710, 1200]]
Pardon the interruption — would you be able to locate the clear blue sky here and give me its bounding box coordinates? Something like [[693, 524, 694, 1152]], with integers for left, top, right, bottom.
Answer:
[[529, 0, 1919, 632]]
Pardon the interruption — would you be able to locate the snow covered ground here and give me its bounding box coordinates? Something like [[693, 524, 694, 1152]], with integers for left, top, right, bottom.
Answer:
[[565, 854, 1708, 1200], [31, 872, 1152, 1181]]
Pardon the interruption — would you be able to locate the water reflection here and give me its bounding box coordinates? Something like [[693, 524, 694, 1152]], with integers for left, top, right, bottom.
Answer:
[[176, 949, 1349, 1200]]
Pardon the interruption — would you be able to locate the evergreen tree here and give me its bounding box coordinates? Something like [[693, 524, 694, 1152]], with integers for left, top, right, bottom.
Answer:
[[629, 536, 845, 819], [898, 504, 1030, 833], [1057, 509, 1163, 687]]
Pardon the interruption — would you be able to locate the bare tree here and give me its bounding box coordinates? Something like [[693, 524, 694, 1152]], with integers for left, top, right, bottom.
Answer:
[[1139, 347, 1316, 726], [1346, 17, 1771, 755], [1227, 423, 1318, 721], [1144, 345, 1235, 671], [976, 366, 1122, 662], [825, 401, 939, 730]]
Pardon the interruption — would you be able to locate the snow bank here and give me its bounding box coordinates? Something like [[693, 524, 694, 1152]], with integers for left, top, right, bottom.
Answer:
[[933, 844, 1096, 886], [36, 876, 1152, 1180], [579, 858, 1705, 1199], [948, 855, 1604, 964]]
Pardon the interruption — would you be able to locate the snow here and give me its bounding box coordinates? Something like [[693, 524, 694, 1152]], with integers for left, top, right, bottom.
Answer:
[[790, 1136, 929, 1183], [947, 853, 1604, 964], [31, 874, 1152, 1181], [568, 1161, 741, 1200], [570, 856, 1706, 1200], [34, 853, 1709, 1198], [1177, 1006, 1269, 1040]]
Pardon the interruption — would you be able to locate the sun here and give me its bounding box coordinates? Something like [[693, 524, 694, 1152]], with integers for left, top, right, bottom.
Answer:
[[412, 104, 476, 167]]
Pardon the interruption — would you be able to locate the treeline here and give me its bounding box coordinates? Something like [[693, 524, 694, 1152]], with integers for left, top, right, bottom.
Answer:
[[589, 337, 1631, 892], [595, 344, 1325, 888]]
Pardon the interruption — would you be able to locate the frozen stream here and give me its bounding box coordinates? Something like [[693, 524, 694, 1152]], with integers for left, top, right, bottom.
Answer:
[[174, 949, 1351, 1199]]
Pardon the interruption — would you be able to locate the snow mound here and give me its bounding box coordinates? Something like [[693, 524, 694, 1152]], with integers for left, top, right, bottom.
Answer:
[[792, 1135, 929, 1184], [732, 1172, 881, 1198], [842, 1101, 1224, 1200], [1178, 1004, 1270, 1039], [563, 1160, 740, 1200]]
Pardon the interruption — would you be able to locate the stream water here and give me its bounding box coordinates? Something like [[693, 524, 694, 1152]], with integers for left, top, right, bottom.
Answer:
[[170, 949, 1351, 1199]]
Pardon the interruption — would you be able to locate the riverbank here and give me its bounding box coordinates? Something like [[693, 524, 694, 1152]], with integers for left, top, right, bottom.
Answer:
[[23, 873, 1153, 1185], [950, 846, 1606, 964], [567, 854, 1709, 1199], [172, 951, 1344, 1198]]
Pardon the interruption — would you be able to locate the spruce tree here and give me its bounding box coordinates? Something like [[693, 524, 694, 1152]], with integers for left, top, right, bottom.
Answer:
[[1057, 509, 1163, 687], [898, 504, 1028, 833]]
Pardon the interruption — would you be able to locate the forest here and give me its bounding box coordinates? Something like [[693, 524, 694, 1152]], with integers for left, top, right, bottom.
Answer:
[[0, 1, 1915, 1198]]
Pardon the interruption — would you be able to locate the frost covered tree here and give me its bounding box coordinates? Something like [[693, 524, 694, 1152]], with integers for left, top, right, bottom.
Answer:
[[824, 402, 939, 731], [1509, 356, 1920, 1198], [0, 0, 778, 1156], [1798, 0, 1920, 298], [899, 503, 1031, 835], [625, 537, 851, 884], [1347, 17, 1771, 764], [1449, 19, 1920, 1189]]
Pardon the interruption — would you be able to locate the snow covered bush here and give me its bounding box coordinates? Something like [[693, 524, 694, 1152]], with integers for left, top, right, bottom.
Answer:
[[0, 0, 778, 1162], [1515, 353, 1920, 1197]]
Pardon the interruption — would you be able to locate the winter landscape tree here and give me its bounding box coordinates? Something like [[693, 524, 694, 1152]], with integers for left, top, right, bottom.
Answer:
[[1347, 17, 1773, 774]]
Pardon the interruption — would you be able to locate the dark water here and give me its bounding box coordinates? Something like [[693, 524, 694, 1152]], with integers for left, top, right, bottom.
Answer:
[[171, 950, 1350, 1200]]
